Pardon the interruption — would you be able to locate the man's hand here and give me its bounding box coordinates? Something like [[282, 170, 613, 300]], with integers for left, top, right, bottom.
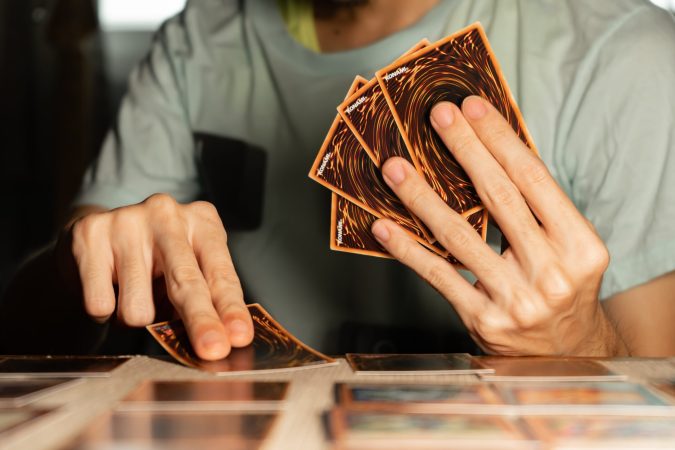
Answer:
[[371, 96, 628, 356], [58, 194, 253, 360]]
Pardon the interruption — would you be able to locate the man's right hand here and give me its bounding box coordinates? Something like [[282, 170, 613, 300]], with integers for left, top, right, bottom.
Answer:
[[57, 194, 253, 360]]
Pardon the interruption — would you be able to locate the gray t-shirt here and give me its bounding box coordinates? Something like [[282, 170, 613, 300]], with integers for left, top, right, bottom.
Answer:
[[76, 0, 675, 350]]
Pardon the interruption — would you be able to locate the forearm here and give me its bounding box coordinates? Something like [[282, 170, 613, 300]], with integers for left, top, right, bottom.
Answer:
[[0, 240, 108, 354], [602, 271, 675, 357]]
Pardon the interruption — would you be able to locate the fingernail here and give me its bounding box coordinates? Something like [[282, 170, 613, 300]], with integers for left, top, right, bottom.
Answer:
[[430, 102, 454, 128], [227, 319, 249, 337], [463, 96, 487, 120], [201, 330, 226, 352], [382, 159, 406, 186], [371, 220, 391, 243]]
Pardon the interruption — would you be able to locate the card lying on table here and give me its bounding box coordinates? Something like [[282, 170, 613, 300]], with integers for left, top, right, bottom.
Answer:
[[336, 383, 505, 413], [652, 378, 675, 402], [146, 303, 337, 374], [477, 356, 627, 382], [119, 380, 288, 411], [329, 409, 536, 449], [0, 356, 130, 378], [525, 415, 675, 449], [69, 410, 278, 450], [345, 353, 492, 375], [497, 381, 674, 416]]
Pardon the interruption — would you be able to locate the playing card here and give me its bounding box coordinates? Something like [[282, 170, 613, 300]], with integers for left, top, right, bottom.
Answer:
[[331, 193, 388, 258], [652, 379, 675, 402], [525, 415, 675, 449], [336, 383, 505, 412], [498, 381, 674, 416], [146, 303, 337, 374], [68, 410, 278, 450], [329, 409, 536, 449], [477, 356, 627, 382], [0, 356, 130, 378], [331, 189, 487, 264], [338, 41, 430, 166], [376, 23, 537, 233], [0, 378, 81, 407], [345, 353, 493, 375], [119, 380, 288, 411], [310, 77, 435, 250]]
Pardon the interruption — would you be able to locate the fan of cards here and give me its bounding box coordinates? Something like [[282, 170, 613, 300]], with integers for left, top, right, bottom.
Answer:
[[308, 23, 536, 263]]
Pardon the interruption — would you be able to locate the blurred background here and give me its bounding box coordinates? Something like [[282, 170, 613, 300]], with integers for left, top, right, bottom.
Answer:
[[0, 0, 673, 294]]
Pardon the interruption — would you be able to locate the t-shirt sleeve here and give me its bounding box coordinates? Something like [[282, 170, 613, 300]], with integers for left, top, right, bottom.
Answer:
[[557, 6, 675, 300], [74, 13, 199, 209]]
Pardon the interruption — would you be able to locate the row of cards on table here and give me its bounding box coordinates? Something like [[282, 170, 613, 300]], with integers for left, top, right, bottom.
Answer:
[[0, 356, 673, 449]]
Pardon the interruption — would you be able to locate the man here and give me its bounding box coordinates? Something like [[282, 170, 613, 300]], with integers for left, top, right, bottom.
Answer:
[[1, 0, 674, 358]]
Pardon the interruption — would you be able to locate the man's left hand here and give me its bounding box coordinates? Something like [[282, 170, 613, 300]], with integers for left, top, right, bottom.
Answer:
[[371, 96, 627, 356]]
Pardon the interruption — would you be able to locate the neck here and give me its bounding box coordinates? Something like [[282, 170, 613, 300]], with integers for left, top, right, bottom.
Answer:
[[314, 0, 440, 53]]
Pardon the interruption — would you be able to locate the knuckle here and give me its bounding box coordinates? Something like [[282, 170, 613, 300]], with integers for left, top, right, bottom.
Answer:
[[438, 224, 473, 251], [209, 226, 229, 246], [188, 201, 227, 242], [537, 266, 575, 304], [486, 126, 512, 146], [70, 214, 104, 254], [511, 302, 543, 329], [216, 301, 247, 320], [109, 208, 141, 232], [170, 264, 204, 284], [190, 201, 219, 218], [483, 179, 518, 208], [119, 261, 147, 286], [522, 160, 550, 186], [449, 133, 476, 159], [502, 285, 541, 326], [407, 185, 429, 213], [210, 273, 244, 299], [391, 238, 414, 264], [473, 312, 505, 338], [424, 262, 450, 290], [167, 265, 207, 300], [144, 193, 178, 214], [205, 266, 238, 285], [575, 240, 610, 276]]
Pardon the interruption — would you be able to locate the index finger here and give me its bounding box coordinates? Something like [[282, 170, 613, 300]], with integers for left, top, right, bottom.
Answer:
[[461, 96, 590, 240], [155, 222, 231, 361], [190, 202, 253, 348]]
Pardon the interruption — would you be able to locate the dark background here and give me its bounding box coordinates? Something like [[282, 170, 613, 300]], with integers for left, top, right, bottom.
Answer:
[[0, 0, 182, 294], [1, 0, 673, 296]]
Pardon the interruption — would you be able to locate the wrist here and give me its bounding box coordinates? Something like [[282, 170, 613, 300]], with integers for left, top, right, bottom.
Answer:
[[578, 304, 630, 357]]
